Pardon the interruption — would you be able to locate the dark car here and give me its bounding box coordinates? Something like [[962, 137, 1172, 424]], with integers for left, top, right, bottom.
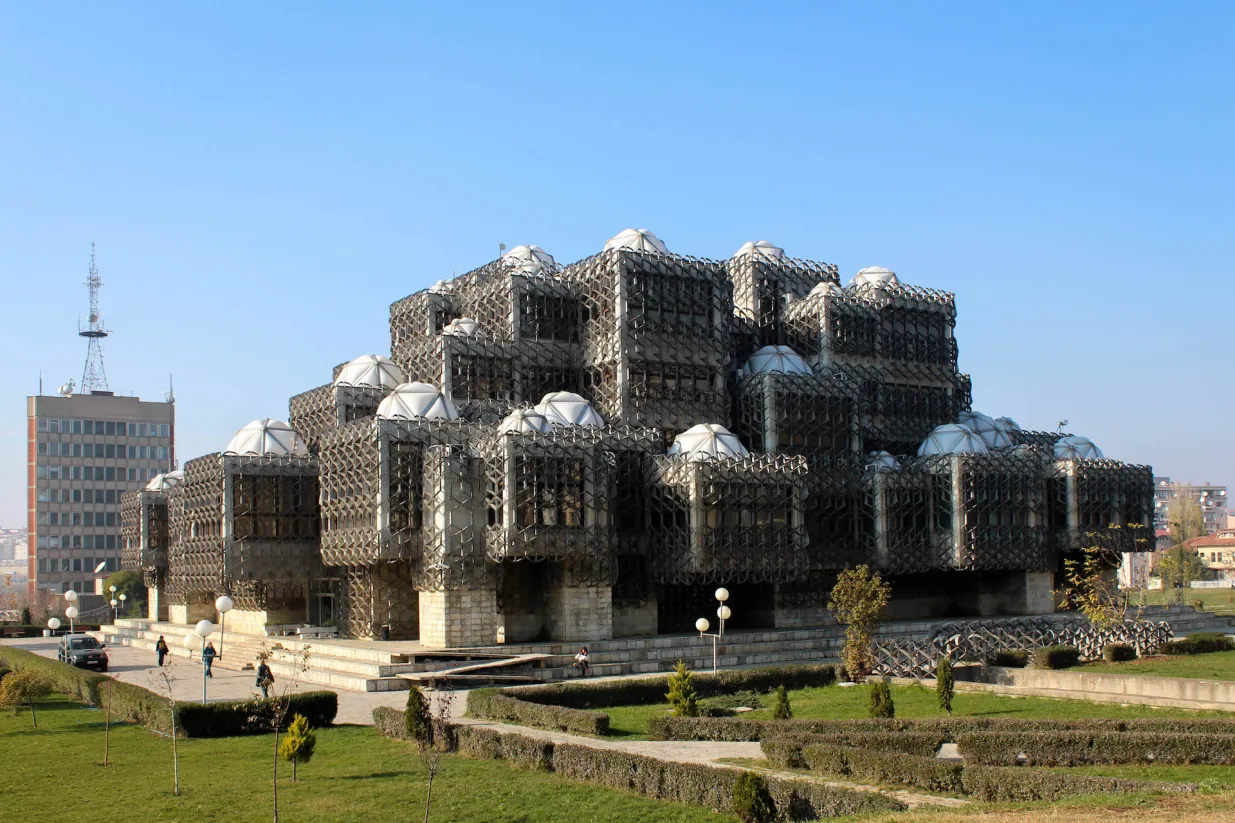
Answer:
[[57, 634, 109, 671]]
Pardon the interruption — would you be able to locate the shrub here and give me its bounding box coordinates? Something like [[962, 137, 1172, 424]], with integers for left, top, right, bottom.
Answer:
[[405, 685, 431, 743], [0, 669, 53, 728], [468, 691, 609, 736], [867, 680, 894, 718], [0, 666, 10, 682], [175, 691, 338, 738], [828, 565, 892, 680], [279, 713, 316, 781], [373, 705, 406, 739], [936, 658, 954, 714], [1102, 643, 1137, 662], [666, 661, 700, 718], [956, 731, 1235, 767], [991, 649, 1028, 668], [762, 732, 947, 765], [1031, 645, 1081, 669], [960, 764, 1193, 802], [771, 685, 792, 720], [1157, 633, 1235, 656], [1192, 599, 1206, 612], [732, 772, 776, 823], [801, 745, 965, 794]]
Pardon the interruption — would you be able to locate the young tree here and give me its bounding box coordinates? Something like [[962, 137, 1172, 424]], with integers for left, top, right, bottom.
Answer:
[[732, 772, 776, 823], [935, 657, 954, 715], [246, 642, 312, 823], [771, 684, 792, 720], [147, 667, 181, 795], [828, 565, 892, 681], [100, 676, 116, 766], [867, 679, 895, 719], [407, 689, 455, 823], [279, 713, 316, 782], [1166, 485, 1207, 604], [666, 660, 700, 717], [0, 669, 53, 728], [1060, 537, 1129, 628], [405, 685, 431, 743]]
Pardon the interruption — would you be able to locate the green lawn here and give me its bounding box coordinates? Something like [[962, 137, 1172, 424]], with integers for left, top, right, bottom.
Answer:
[[1142, 587, 1235, 616], [1080, 650, 1235, 680], [605, 683, 1232, 738], [1054, 763, 1235, 787], [1, 696, 735, 823]]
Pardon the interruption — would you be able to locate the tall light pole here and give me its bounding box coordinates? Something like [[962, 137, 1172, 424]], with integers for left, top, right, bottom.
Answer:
[[118, 592, 127, 617], [64, 590, 78, 633], [215, 595, 234, 660], [695, 588, 734, 674], [110, 597, 118, 622], [193, 620, 214, 703]]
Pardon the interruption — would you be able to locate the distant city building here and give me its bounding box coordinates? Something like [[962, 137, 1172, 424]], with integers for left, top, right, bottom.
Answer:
[[1182, 528, 1235, 584], [27, 391, 175, 599], [1153, 477, 1228, 546]]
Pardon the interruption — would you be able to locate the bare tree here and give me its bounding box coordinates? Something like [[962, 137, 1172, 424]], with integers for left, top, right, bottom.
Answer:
[[148, 667, 182, 796], [101, 676, 116, 766], [247, 643, 312, 823], [416, 691, 455, 823]]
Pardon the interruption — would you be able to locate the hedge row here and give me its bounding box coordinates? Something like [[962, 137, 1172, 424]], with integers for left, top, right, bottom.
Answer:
[[0, 624, 103, 637], [761, 732, 947, 764], [467, 690, 609, 736], [1102, 643, 1137, 662], [378, 718, 906, 820], [503, 664, 838, 711], [649, 714, 1235, 742], [957, 731, 1235, 766], [0, 644, 336, 737], [1031, 645, 1081, 669], [990, 649, 1029, 668], [1157, 633, 1235, 656], [782, 742, 1193, 802]]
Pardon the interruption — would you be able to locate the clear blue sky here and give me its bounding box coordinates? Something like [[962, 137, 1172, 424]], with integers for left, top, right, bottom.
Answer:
[[2, 2, 1232, 527]]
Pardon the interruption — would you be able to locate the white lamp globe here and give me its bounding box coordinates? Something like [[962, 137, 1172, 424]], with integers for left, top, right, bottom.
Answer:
[[715, 587, 729, 602], [64, 590, 78, 603], [110, 599, 118, 607], [195, 620, 214, 639], [183, 634, 198, 650], [119, 593, 127, 601], [65, 606, 78, 620], [47, 618, 61, 630], [717, 605, 732, 621], [215, 595, 235, 614], [695, 618, 710, 633], [109, 585, 117, 593]]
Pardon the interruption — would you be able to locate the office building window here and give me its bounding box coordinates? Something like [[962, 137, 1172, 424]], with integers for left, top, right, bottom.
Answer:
[[48, 419, 60, 433], [37, 442, 47, 456], [37, 419, 48, 432], [72, 420, 82, 434]]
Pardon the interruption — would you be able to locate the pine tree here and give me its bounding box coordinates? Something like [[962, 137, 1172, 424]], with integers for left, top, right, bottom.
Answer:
[[279, 713, 316, 782], [936, 657, 954, 715], [772, 684, 792, 720], [666, 660, 700, 717], [405, 685, 432, 745], [867, 680, 895, 718]]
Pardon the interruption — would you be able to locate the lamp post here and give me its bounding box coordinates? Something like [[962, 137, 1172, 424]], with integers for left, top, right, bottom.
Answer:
[[110, 598, 118, 622], [695, 588, 732, 673], [119, 593, 127, 617], [194, 620, 214, 703], [48, 617, 61, 636], [64, 590, 78, 633], [215, 595, 234, 660]]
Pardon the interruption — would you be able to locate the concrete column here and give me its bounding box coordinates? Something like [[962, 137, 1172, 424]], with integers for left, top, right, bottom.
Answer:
[[418, 589, 499, 648], [546, 581, 613, 642]]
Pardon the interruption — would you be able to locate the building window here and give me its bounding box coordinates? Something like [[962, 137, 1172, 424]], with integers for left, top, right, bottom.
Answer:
[[37, 442, 47, 456], [72, 420, 82, 434], [159, 424, 169, 438], [37, 419, 48, 432], [38, 558, 47, 573], [48, 420, 60, 433]]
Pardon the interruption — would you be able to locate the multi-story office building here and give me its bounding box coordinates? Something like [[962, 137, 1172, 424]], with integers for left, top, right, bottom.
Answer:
[[27, 392, 174, 599], [1152, 477, 1228, 546]]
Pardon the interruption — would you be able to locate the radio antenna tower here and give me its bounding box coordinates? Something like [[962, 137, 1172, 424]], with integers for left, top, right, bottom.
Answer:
[[79, 243, 110, 393]]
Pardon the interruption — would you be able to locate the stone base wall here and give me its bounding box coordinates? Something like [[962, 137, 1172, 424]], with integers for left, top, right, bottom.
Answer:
[[613, 600, 658, 637], [147, 587, 170, 622], [978, 570, 1055, 616], [169, 602, 215, 625], [546, 584, 613, 642], [226, 607, 306, 636], [420, 589, 499, 648], [774, 604, 833, 628]]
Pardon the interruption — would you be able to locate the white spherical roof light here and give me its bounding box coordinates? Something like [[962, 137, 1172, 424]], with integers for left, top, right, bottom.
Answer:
[[957, 410, 1014, 450], [866, 451, 901, 472], [225, 419, 309, 457], [334, 354, 407, 390], [145, 470, 185, 492], [809, 281, 843, 298], [441, 317, 484, 337], [501, 244, 558, 275], [376, 382, 459, 422], [1054, 435, 1104, 461], [498, 409, 551, 434], [732, 240, 785, 261], [668, 423, 750, 462], [604, 228, 668, 255], [428, 279, 454, 295], [917, 423, 989, 457], [745, 345, 812, 376], [534, 391, 604, 427], [849, 266, 899, 291]]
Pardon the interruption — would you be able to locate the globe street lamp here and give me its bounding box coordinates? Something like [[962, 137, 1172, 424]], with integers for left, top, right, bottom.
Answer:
[[696, 588, 733, 673], [64, 590, 78, 633], [110, 598, 119, 622], [48, 617, 61, 636], [194, 620, 214, 703], [118, 593, 127, 617], [215, 595, 234, 660]]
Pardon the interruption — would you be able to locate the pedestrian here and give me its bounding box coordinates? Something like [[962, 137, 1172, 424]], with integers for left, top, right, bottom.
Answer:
[[573, 646, 590, 677], [203, 641, 217, 678], [256, 657, 274, 699], [155, 635, 169, 667]]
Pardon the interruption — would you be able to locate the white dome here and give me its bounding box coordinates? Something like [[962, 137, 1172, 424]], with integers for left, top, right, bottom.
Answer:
[[428, 279, 454, 295], [534, 391, 604, 427], [376, 382, 459, 422], [145, 470, 185, 492], [604, 228, 668, 255], [849, 266, 899, 291], [994, 416, 1021, 432], [442, 317, 484, 337], [745, 345, 812, 376], [732, 240, 785, 261], [809, 281, 843, 298], [498, 409, 551, 434], [225, 419, 308, 457], [1054, 435, 1104, 461], [866, 451, 901, 472], [334, 354, 406, 390], [957, 411, 1014, 450], [668, 424, 750, 462], [918, 423, 989, 457], [501, 244, 558, 275]]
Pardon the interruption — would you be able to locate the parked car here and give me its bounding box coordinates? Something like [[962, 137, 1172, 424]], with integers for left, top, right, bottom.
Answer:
[[57, 634, 109, 671]]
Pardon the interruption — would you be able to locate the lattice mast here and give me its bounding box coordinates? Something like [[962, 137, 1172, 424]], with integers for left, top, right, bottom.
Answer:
[[79, 242, 110, 392]]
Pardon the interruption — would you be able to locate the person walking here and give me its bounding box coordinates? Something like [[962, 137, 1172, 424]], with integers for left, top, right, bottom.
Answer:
[[155, 635, 169, 667], [256, 658, 274, 699], [202, 641, 217, 678]]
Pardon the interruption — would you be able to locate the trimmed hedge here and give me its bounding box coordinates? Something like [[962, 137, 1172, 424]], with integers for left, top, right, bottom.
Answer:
[[1102, 643, 1137, 662], [0, 624, 103, 638], [432, 721, 905, 820], [991, 649, 1028, 668], [373, 705, 406, 739], [761, 732, 946, 764], [1031, 645, 1081, 669], [176, 692, 338, 737], [801, 745, 964, 794], [468, 689, 610, 735], [1157, 632, 1235, 656], [957, 731, 1235, 767]]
